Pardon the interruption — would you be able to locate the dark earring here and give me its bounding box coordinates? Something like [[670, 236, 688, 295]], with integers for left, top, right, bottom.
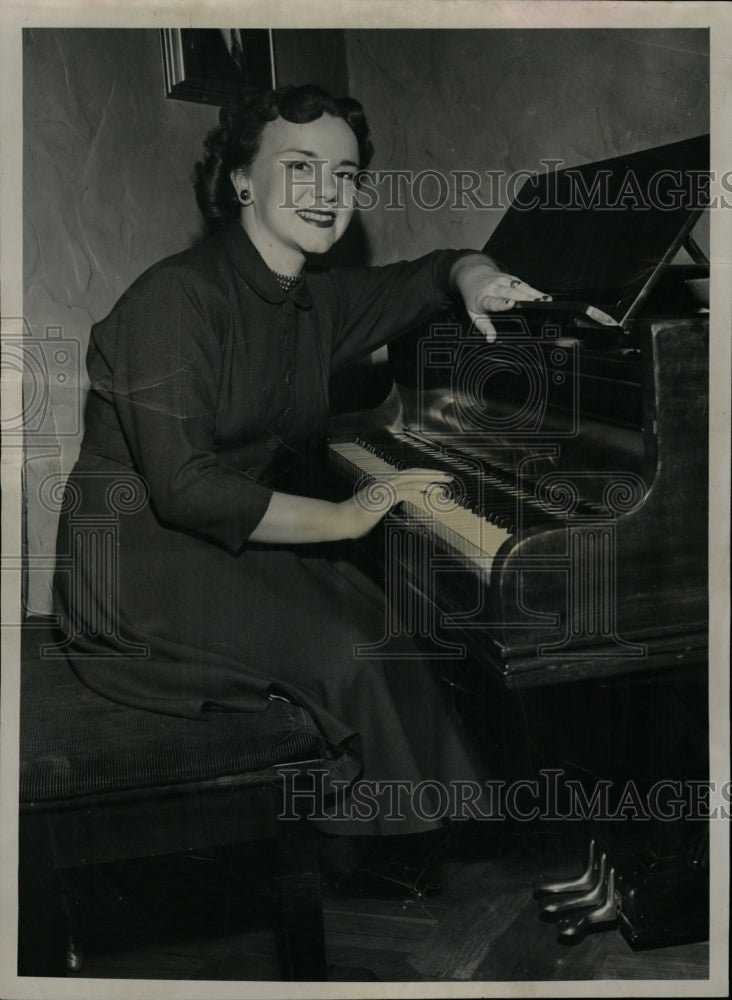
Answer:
[[239, 189, 251, 205]]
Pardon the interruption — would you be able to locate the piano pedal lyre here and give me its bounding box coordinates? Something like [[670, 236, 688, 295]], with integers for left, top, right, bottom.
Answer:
[[534, 840, 619, 942]]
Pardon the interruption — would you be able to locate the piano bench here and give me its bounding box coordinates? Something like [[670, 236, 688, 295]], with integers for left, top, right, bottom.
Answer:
[[18, 625, 329, 981]]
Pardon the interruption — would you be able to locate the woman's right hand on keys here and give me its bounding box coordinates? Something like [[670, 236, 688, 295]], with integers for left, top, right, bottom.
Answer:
[[249, 471, 451, 545], [343, 468, 453, 539]]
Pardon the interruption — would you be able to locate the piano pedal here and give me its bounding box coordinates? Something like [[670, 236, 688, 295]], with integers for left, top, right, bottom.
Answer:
[[534, 839, 597, 896], [534, 842, 620, 943], [557, 868, 619, 942], [538, 852, 608, 915]]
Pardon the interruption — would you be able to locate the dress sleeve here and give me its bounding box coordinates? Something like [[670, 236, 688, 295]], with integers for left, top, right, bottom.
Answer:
[[96, 263, 273, 553], [328, 249, 473, 372]]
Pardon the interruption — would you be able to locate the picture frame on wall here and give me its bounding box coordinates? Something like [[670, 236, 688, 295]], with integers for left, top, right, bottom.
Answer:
[[160, 28, 276, 106]]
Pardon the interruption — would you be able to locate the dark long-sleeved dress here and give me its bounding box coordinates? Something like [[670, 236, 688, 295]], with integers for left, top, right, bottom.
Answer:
[[53, 221, 482, 834]]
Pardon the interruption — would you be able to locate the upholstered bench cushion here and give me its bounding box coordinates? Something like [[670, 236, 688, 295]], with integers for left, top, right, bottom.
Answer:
[[20, 629, 326, 804]]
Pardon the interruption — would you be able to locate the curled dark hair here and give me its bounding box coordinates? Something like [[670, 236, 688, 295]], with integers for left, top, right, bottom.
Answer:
[[194, 84, 374, 228]]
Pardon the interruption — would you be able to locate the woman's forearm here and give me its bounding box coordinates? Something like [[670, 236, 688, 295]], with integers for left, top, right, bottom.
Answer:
[[248, 491, 374, 544], [248, 467, 454, 545]]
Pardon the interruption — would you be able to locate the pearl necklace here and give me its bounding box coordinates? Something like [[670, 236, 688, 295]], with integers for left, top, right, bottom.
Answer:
[[270, 269, 302, 293]]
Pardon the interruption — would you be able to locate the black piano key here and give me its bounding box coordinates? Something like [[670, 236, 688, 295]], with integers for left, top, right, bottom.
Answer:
[[353, 430, 558, 532]]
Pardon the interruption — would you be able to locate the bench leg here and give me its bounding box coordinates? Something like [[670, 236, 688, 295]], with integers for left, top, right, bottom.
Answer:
[[273, 794, 326, 981], [18, 813, 68, 976]]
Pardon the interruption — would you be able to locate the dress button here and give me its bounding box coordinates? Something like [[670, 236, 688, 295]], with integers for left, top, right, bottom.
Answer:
[[282, 300, 295, 316], [283, 406, 294, 421], [283, 333, 295, 349], [284, 369, 294, 385], [265, 437, 279, 452], [246, 466, 259, 478]]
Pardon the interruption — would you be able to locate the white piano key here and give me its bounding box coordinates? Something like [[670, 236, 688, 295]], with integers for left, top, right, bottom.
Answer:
[[328, 440, 511, 560]]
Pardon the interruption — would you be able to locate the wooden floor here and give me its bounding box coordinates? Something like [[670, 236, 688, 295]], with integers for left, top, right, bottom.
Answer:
[[67, 821, 709, 984]]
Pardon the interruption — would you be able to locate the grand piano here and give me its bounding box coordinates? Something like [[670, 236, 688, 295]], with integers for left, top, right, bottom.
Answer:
[[327, 134, 710, 946]]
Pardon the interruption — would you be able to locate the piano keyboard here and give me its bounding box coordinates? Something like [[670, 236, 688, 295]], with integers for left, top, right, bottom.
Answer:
[[328, 439, 512, 562]]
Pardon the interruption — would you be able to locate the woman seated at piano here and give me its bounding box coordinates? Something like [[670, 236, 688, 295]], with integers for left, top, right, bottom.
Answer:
[[55, 84, 545, 864]]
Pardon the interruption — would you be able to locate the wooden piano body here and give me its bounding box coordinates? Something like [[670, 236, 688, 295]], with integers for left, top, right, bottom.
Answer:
[[330, 307, 708, 689], [326, 135, 710, 947]]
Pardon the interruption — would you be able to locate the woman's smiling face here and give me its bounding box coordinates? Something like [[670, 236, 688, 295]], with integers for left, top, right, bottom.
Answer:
[[233, 113, 360, 273]]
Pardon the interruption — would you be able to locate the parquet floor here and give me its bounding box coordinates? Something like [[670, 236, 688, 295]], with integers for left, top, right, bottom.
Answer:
[[71, 822, 709, 984]]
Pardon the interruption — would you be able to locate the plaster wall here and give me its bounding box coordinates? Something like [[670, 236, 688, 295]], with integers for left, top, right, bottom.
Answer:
[[343, 29, 710, 262]]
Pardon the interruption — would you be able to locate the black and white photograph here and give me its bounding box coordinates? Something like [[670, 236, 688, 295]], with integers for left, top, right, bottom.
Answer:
[[1, 2, 729, 998]]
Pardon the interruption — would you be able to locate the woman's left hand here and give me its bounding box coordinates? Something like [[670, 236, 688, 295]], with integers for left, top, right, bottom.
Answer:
[[451, 253, 550, 342]]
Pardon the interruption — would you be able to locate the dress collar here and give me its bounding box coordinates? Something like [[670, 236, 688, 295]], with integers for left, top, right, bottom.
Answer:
[[219, 221, 313, 309]]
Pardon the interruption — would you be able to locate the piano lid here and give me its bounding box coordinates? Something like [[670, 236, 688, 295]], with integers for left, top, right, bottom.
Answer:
[[484, 134, 709, 327]]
